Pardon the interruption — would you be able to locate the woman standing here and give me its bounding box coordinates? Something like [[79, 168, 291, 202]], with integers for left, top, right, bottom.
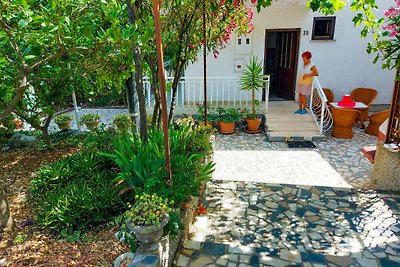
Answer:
[[295, 51, 319, 114]]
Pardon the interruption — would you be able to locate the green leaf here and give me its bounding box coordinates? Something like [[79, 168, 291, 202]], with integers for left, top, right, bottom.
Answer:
[[18, 19, 29, 28], [23, 55, 36, 60]]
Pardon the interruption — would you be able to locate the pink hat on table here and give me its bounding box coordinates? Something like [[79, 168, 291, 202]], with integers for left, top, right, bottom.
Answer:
[[338, 94, 356, 108]]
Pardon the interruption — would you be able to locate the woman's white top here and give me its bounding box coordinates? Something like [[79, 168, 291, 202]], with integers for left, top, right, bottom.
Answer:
[[298, 61, 315, 85]]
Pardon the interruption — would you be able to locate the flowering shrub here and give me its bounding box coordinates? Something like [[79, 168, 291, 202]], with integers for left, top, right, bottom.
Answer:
[[206, 1, 255, 58], [377, 0, 400, 69], [348, 0, 400, 70]]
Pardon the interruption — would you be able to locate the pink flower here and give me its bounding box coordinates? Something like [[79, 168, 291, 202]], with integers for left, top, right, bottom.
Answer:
[[213, 50, 219, 59], [389, 30, 399, 37]]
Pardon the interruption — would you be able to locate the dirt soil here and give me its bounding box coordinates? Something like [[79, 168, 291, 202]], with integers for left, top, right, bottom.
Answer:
[[0, 145, 129, 266]]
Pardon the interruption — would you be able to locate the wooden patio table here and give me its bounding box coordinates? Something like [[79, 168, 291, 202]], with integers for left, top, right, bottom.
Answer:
[[330, 102, 368, 129]]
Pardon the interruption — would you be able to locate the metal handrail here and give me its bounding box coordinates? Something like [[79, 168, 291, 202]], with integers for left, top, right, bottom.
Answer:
[[309, 77, 333, 134]]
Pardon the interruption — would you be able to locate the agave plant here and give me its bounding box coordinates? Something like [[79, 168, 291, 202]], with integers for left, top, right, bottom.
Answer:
[[240, 56, 267, 119]]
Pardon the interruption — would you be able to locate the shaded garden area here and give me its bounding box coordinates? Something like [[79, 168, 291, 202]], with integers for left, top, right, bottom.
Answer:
[[0, 121, 214, 266]]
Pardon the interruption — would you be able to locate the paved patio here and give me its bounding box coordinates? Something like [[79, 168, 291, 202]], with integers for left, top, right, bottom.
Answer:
[[176, 130, 400, 267]]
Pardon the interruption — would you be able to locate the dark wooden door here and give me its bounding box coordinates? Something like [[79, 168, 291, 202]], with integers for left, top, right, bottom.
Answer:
[[276, 31, 299, 100]]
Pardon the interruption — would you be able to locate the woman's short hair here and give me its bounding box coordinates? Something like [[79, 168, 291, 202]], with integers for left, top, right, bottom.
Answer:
[[301, 51, 312, 59]]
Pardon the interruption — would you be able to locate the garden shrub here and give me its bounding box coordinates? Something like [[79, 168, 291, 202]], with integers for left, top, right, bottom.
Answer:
[[0, 114, 16, 144], [31, 130, 125, 233]]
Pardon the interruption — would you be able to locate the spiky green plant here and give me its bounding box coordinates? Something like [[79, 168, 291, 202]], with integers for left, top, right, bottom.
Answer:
[[240, 56, 267, 119]]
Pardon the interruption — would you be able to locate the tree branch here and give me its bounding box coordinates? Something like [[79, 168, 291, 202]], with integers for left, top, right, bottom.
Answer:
[[28, 46, 89, 71], [0, 74, 28, 123], [0, 17, 23, 65]]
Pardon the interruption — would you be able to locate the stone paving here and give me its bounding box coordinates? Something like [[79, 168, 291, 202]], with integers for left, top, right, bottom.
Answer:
[[177, 181, 400, 266], [213, 128, 376, 189], [175, 129, 400, 267]]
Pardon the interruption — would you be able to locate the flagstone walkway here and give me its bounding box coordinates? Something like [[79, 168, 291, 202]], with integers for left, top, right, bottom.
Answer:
[[175, 130, 400, 267], [213, 128, 375, 188]]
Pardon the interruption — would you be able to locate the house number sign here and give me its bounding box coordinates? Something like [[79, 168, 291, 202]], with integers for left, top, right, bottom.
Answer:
[[303, 30, 309, 36]]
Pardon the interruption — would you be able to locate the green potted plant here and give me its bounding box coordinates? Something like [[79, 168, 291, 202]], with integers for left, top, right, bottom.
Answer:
[[217, 107, 242, 134], [125, 193, 173, 251], [79, 113, 101, 131], [54, 114, 73, 130], [113, 114, 132, 131], [196, 103, 217, 126], [240, 56, 267, 132]]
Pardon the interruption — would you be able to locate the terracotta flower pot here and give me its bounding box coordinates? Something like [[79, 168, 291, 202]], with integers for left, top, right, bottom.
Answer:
[[56, 121, 71, 130], [219, 121, 235, 134], [84, 120, 100, 131], [246, 118, 262, 132]]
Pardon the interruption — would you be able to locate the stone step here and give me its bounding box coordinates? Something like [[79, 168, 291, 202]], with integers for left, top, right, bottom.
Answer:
[[267, 115, 315, 123], [175, 240, 393, 267], [266, 131, 325, 142], [267, 122, 319, 132]]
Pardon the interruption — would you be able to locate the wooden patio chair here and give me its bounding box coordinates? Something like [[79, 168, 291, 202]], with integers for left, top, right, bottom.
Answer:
[[365, 109, 391, 137], [331, 108, 361, 139], [322, 88, 335, 104], [350, 87, 378, 121]]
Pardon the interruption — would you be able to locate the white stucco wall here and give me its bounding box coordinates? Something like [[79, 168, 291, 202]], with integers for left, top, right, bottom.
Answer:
[[185, 1, 395, 104]]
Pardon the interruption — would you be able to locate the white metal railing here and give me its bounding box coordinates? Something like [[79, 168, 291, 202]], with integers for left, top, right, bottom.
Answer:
[[143, 76, 270, 113], [308, 77, 333, 134]]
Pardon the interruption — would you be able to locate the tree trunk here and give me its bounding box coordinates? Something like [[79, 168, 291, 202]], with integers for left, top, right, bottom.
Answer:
[[146, 58, 160, 127], [0, 74, 28, 123], [133, 47, 148, 142], [126, 0, 148, 142], [0, 188, 13, 231], [41, 115, 53, 146], [168, 64, 184, 124], [14, 110, 53, 146], [126, 72, 139, 133]]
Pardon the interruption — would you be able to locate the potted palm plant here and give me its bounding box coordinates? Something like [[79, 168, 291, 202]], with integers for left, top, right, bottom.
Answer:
[[125, 193, 173, 251], [240, 56, 267, 133], [54, 114, 73, 130], [79, 113, 101, 131], [217, 107, 242, 134]]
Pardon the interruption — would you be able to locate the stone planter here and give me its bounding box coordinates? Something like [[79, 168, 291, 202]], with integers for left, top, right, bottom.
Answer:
[[371, 142, 400, 191], [128, 215, 169, 252], [55, 120, 71, 130], [84, 120, 100, 131]]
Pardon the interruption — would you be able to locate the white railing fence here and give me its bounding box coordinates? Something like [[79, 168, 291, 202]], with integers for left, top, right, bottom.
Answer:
[[143, 76, 270, 113], [308, 77, 333, 134]]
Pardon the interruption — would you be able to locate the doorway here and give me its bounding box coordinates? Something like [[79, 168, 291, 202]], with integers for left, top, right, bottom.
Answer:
[[264, 29, 300, 101]]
